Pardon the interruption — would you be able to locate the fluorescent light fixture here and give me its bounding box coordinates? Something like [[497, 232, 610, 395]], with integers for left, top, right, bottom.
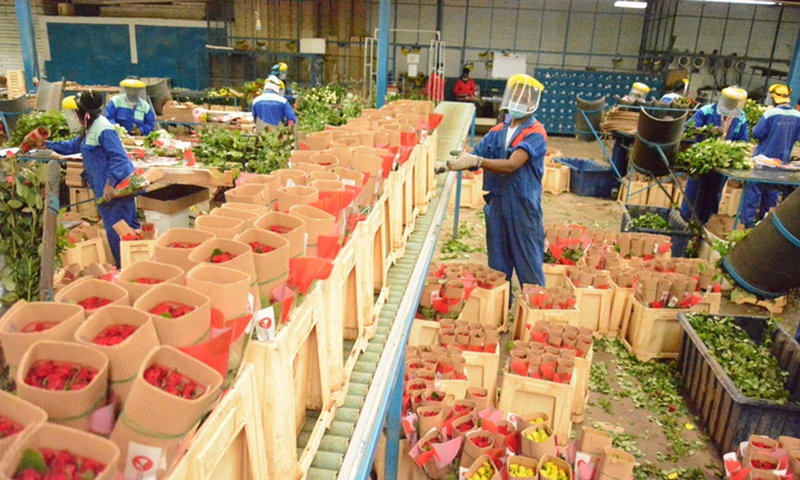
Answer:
[[694, 0, 777, 4], [614, 0, 648, 8]]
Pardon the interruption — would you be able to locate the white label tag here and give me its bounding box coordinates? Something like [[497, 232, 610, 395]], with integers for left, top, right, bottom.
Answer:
[[254, 306, 276, 341], [286, 178, 296, 187], [342, 179, 356, 187], [288, 160, 292, 169], [304, 233, 309, 256], [123, 441, 162, 480], [653, 243, 659, 254], [668, 296, 679, 308]]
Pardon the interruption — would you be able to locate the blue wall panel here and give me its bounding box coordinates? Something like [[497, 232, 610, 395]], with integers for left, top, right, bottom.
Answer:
[[135, 26, 209, 89], [45, 23, 130, 87]]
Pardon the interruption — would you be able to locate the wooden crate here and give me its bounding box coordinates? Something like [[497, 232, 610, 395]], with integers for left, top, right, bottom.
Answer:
[[646, 182, 674, 208], [731, 290, 787, 314], [371, 196, 390, 294], [439, 375, 469, 403], [426, 130, 439, 198], [386, 171, 405, 253], [573, 285, 614, 336], [374, 437, 428, 480], [413, 140, 430, 210], [617, 178, 648, 205], [69, 187, 100, 222], [543, 164, 570, 195], [608, 281, 634, 338], [63, 238, 106, 267], [119, 239, 155, 269], [719, 184, 743, 217], [462, 348, 500, 406], [408, 318, 440, 347], [572, 346, 593, 424], [620, 296, 718, 362], [512, 299, 581, 341], [459, 284, 510, 332], [6, 70, 26, 98], [498, 370, 574, 446], [167, 365, 268, 479], [401, 157, 416, 235], [448, 175, 484, 209], [243, 285, 336, 480], [542, 265, 572, 289]]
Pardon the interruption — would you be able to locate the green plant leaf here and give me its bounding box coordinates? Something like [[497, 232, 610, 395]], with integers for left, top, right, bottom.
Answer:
[[16, 448, 47, 474]]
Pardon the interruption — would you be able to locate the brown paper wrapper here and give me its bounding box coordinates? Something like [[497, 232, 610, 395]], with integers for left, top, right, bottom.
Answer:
[[234, 228, 291, 303], [507, 456, 539, 480], [293, 162, 324, 175], [194, 214, 245, 240], [330, 167, 364, 189], [187, 238, 258, 310], [416, 405, 444, 434], [154, 228, 216, 273], [133, 283, 211, 347], [310, 153, 339, 168], [521, 423, 556, 460], [117, 260, 184, 303], [290, 149, 317, 164], [578, 427, 614, 455], [74, 305, 159, 406], [465, 387, 490, 411], [16, 340, 109, 432], [224, 183, 271, 206], [0, 390, 47, 460], [352, 153, 383, 205], [1, 423, 120, 480], [253, 211, 307, 260], [272, 168, 307, 187], [288, 204, 336, 257], [210, 207, 259, 231], [462, 430, 495, 470], [221, 202, 272, 218], [595, 447, 635, 480], [326, 149, 354, 169], [110, 346, 223, 473], [304, 130, 332, 150], [309, 179, 345, 193], [54, 277, 130, 315], [464, 454, 501, 480], [0, 301, 85, 373], [240, 173, 282, 205], [278, 185, 319, 212], [186, 264, 251, 321], [415, 429, 451, 480], [515, 412, 550, 433], [538, 455, 573, 480], [307, 171, 340, 182], [451, 412, 478, 439]]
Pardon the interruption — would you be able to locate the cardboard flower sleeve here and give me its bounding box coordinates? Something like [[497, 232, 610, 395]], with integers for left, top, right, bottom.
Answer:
[[462, 430, 495, 472], [116, 260, 184, 303], [254, 211, 307, 260], [154, 228, 216, 273], [110, 346, 223, 473], [16, 341, 109, 432], [133, 283, 211, 347], [194, 215, 245, 240], [234, 228, 290, 302], [278, 186, 319, 212], [288, 204, 336, 257], [521, 423, 556, 460], [210, 206, 259, 231], [221, 202, 272, 219], [508, 455, 539, 480], [0, 301, 85, 373], [187, 238, 259, 310], [224, 183, 271, 206], [54, 278, 130, 315], [595, 447, 635, 480], [272, 168, 307, 187], [464, 454, 502, 480], [539, 455, 574, 480], [187, 264, 251, 321], [417, 405, 445, 435], [0, 423, 120, 480], [74, 305, 159, 406], [0, 390, 47, 460]]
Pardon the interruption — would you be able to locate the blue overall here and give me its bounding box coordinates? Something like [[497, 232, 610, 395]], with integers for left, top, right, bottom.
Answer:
[[252, 92, 297, 127], [46, 116, 139, 265], [742, 104, 800, 227], [104, 94, 156, 136], [473, 115, 547, 291], [680, 104, 748, 223]]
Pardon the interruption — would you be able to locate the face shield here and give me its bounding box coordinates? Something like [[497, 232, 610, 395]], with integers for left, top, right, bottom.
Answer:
[[629, 82, 650, 100], [717, 87, 747, 117], [61, 96, 81, 133], [500, 74, 544, 118], [119, 78, 147, 105]]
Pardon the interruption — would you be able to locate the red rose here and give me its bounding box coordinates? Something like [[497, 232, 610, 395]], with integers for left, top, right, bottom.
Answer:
[[24, 360, 97, 391], [168, 242, 199, 249], [20, 321, 60, 333], [248, 242, 275, 254], [92, 323, 139, 346], [143, 364, 205, 399], [77, 296, 112, 311], [148, 302, 195, 319], [268, 225, 293, 234], [133, 277, 162, 285]]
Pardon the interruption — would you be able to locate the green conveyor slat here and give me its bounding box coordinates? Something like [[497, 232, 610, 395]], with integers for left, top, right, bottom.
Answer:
[[305, 101, 473, 480]]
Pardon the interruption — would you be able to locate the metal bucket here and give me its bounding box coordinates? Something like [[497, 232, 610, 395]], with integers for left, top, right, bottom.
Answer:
[[574, 95, 606, 142], [146, 78, 172, 116], [630, 107, 688, 177], [723, 187, 800, 298]]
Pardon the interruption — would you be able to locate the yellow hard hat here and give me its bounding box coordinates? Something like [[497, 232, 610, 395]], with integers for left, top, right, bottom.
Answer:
[[277, 62, 288, 71], [120, 78, 146, 89], [769, 84, 791, 104], [507, 74, 544, 91], [62, 96, 78, 110], [721, 86, 747, 101]]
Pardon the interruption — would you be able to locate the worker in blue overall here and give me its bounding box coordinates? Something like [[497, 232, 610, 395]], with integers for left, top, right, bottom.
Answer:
[[680, 86, 748, 224], [252, 77, 297, 129], [660, 79, 688, 104], [448, 74, 548, 292], [743, 84, 800, 227], [104, 77, 156, 136], [44, 91, 139, 266]]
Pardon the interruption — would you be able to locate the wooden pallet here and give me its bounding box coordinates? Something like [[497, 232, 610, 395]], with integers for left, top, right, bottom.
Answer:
[[543, 164, 570, 195], [459, 283, 510, 333], [512, 299, 581, 341], [243, 285, 335, 480], [167, 365, 268, 479], [119, 239, 156, 269], [498, 369, 574, 446]]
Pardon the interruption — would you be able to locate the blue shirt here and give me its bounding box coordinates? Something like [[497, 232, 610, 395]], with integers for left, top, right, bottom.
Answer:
[[752, 104, 800, 163], [472, 115, 547, 198], [252, 92, 297, 127], [687, 104, 749, 142], [104, 94, 156, 136], [45, 116, 135, 200]]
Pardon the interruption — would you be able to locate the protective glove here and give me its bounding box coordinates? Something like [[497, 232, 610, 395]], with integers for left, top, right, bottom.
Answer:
[[447, 150, 482, 171], [132, 124, 142, 136]]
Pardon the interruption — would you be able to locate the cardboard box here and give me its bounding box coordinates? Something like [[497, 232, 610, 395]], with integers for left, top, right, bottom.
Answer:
[[137, 184, 210, 215]]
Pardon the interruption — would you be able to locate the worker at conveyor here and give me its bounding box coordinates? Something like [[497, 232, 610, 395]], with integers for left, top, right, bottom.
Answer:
[[660, 79, 688, 104], [271, 62, 295, 106], [252, 77, 297, 129], [447, 74, 548, 293], [680, 86, 748, 224], [42, 91, 140, 265], [742, 84, 800, 227], [104, 77, 156, 136]]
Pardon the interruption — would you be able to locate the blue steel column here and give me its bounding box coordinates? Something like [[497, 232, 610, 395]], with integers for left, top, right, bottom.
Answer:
[[15, 0, 40, 91], [383, 351, 405, 480], [375, 0, 392, 108], [787, 27, 800, 106]]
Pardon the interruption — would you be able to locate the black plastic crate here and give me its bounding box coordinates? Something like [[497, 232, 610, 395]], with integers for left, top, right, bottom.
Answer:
[[554, 157, 617, 198], [677, 313, 800, 454], [621, 204, 692, 257]]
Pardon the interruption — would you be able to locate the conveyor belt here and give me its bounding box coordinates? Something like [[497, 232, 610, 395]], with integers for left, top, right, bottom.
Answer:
[[299, 102, 475, 480]]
